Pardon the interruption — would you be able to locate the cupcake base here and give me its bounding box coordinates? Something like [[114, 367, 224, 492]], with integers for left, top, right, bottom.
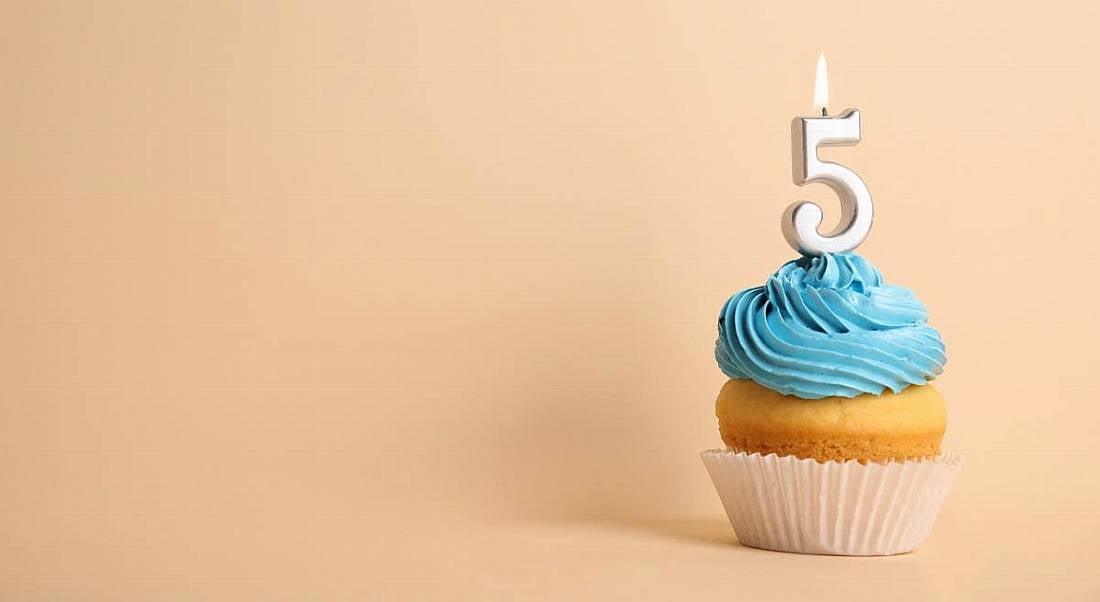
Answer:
[[715, 379, 947, 463], [701, 449, 962, 556]]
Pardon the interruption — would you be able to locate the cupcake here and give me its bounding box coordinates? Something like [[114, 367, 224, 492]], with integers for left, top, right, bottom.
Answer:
[[701, 253, 961, 556]]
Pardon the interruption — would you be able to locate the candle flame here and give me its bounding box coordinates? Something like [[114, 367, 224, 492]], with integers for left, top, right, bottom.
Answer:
[[814, 52, 829, 113]]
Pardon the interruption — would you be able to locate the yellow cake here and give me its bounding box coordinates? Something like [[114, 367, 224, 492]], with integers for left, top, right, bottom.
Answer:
[[715, 378, 945, 463]]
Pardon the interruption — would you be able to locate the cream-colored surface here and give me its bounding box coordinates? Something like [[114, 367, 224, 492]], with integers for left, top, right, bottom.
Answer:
[[1, 1, 1098, 600], [716, 379, 946, 461]]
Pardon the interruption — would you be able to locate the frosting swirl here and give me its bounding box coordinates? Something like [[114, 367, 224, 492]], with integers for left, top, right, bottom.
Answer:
[[715, 253, 945, 399]]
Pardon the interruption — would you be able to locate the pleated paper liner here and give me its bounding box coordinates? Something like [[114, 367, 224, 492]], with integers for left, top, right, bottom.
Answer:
[[700, 449, 962, 556]]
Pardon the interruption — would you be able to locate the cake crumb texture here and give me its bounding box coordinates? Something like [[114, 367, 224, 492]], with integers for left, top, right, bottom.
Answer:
[[716, 379, 946, 463]]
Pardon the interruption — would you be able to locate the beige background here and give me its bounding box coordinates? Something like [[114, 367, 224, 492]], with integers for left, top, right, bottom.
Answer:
[[2, 1, 1098, 600]]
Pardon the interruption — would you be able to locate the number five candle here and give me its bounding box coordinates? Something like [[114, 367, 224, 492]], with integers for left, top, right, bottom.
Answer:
[[782, 53, 874, 256]]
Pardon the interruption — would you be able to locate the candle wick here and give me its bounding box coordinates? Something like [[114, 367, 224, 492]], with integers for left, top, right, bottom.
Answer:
[[821, 107, 828, 117]]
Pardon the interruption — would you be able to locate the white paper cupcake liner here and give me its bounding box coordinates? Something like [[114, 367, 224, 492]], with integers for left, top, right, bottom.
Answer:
[[700, 449, 962, 556]]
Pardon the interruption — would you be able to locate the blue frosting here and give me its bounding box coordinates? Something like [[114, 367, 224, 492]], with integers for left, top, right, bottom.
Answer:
[[715, 253, 945, 399]]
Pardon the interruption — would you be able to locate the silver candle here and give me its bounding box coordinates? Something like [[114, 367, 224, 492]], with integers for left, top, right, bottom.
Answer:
[[782, 54, 874, 256]]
